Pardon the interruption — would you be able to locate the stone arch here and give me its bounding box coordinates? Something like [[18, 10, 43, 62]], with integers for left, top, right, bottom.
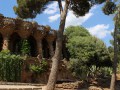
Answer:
[[0, 33, 3, 51], [28, 36, 37, 57], [42, 38, 50, 58], [9, 32, 21, 54]]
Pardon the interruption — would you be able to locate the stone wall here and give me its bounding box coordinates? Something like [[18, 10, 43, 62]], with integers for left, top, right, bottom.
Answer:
[[21, 57, 74, 84]]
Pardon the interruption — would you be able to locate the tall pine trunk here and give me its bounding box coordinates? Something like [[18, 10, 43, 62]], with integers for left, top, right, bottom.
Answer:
[[110, 21, 118, 90], [46, 0, 69, 90]]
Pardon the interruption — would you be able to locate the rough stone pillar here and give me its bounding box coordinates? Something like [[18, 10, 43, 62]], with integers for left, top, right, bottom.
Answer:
[[48, 41, 54, 57], [2, 36, 9, 50], [36, 39, 43, 57]]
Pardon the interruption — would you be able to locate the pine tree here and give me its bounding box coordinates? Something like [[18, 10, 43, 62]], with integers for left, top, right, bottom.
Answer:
[[102, 1, 119, 90]]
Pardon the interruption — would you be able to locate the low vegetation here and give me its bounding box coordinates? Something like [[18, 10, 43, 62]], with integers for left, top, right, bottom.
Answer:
[[29, 60, 48, 74], [0, 50, 23, 82]]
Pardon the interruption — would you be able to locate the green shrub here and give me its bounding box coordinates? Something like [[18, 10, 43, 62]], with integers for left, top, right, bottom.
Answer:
[[0, 50, 23, 82], [88, 66, 112, 78], [99, 67, 112, 77], [29, 60, 48, 74], [68, 58, 89, 80], [88, 65, 100, 78], [68, 59, 112, 80]]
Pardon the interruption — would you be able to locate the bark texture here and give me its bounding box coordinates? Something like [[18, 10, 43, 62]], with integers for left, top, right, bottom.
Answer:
[[46, 0, 69, 90], [110, 21, 118, 90]]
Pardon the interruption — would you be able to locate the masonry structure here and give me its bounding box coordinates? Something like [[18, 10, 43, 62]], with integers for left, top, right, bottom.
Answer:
[[0, 15, 72, 83], [0, 14, 56, 58]]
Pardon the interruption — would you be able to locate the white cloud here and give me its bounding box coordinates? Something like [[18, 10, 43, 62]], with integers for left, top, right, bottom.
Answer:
[[47, 1, 65, 22], [46, 2, 97, 24], [65, 5, 97, 27], [65, 11, 93, 27], [48, 14, 60, 22], [44, 2, 58, 15], [87, 24, 112, 39]]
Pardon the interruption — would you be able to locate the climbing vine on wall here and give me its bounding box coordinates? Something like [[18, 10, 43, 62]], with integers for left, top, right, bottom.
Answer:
[[0, 50, 23, 82], [20, 39, 31, 56]]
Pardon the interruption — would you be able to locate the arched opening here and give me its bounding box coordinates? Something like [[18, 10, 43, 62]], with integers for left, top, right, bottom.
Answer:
[[53, 40, 56, 51], [62, 36, 70, 60], [9, 33, 21, 54], [28, 36, 37, 57], [0, 33, 3, 51], [42, 38, 50, 58]]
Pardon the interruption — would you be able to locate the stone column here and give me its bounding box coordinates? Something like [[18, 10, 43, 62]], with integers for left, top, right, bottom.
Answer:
[[48, 41, 54, 57], [2, 36, 9, 50], [36, 39, 43, 57]]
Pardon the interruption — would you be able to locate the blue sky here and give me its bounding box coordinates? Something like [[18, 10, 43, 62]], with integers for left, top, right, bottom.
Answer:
[[0, 0, 114, 46]]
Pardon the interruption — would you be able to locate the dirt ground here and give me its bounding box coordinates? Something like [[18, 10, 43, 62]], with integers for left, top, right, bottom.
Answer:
[[88, 74, 120, 90]]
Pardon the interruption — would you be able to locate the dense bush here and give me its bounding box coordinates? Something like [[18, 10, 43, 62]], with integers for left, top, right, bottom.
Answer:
[[68, 61, 112, 80], [29, 60, 48, 74], [117, 63, 120, 73], [0, 50, 23, 82], [65, 26, 112, 67], [65, 26, 112, 80], [87, 65, 112, 78], [67, 58, 89, 80]]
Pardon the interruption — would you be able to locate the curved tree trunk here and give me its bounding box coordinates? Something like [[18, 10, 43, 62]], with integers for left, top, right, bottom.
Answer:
[[46, 0, 70, 90]]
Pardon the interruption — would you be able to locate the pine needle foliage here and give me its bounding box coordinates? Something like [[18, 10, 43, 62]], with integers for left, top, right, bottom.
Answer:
[[14, 0, 49, 19]]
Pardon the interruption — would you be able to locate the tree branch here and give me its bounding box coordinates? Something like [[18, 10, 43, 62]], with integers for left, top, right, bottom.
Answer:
[[58, 0, 70, 33], [58, 0, 63, 14]]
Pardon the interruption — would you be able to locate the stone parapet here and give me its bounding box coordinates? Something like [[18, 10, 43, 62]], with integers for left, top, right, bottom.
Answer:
[[0, 15, 57, 39]]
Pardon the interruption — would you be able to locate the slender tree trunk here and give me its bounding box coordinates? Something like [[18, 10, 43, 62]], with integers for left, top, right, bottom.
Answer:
[[46, 0, 69, 90], [110, 21, 118, 90]]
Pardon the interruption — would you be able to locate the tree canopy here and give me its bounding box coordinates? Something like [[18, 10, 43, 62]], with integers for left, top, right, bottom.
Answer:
[[13, 0, 107, 19], [64, 26, 90, 39], [102, 1, 116, 15], [65, 26, 112, 80], [14, 0, 48, 19], [65, 26, 111, 67]]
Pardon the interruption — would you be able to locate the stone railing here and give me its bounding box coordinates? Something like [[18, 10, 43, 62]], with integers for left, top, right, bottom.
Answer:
[[3, 18, 15, 25]]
